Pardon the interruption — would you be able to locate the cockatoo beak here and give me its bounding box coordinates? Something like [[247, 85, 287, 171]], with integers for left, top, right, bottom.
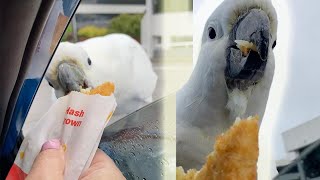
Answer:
[[225, 9, 271, 90], [57, 62, 92, 95]]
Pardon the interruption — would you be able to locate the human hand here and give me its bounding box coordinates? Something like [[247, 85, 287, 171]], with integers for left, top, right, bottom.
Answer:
[[27, 139, 125, 180], [79, 149, 125, 180]]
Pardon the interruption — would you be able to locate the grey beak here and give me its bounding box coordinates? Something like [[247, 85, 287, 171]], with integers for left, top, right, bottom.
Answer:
[[57, 62, 90, 94], [225, 9, 271, 90], [235, 9, 270, 61]]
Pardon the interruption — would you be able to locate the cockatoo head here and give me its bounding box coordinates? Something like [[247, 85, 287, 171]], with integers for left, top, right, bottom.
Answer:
[[200, 0, 278, 116], [45, 42, 93, 98]]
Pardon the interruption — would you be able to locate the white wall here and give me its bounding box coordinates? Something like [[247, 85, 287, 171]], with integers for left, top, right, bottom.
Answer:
[[141, 11, 193, 57], [271, 0, 320, 167], [141, 0, 154, 58], [152, 12, 193, 49]]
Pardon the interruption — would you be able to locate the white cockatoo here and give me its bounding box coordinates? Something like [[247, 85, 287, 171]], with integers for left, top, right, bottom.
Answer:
[[177, 0, 278, 170], [45, 33, 158, 123]]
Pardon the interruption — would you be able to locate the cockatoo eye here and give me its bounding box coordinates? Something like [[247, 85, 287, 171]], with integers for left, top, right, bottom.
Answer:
[[272, 40, 276, 49], [87, 58, 92, 65], [208, 27, 216, 39], [48, 82, 54, 88]]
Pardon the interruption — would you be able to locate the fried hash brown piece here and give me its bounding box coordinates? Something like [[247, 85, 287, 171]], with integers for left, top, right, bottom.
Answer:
[[177, 116, 259, 180], [81, 82, 115, 96]]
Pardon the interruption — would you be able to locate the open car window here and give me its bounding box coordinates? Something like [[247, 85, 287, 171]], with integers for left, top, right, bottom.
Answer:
[[19, 0, 192, 179]]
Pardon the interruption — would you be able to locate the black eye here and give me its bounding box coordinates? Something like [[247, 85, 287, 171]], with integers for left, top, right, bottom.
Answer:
[[87, 58, 92, 65], [48, 82, 53, 88], [208, 27, 216, 39], [272, 40, 277, 49]]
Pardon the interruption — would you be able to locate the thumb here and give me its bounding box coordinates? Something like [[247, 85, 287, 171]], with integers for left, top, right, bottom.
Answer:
[[26, 139, 65, 180]]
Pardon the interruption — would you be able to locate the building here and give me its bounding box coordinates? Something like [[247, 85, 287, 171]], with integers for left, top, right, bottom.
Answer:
[[73, 0, 192, 59], [275, 116, 320, 179], [142, 0, 192, 59]]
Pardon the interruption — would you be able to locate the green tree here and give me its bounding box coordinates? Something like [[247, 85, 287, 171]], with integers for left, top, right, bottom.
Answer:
[[61, 25, 73, 41], [108, 14, 143, 41], [78, 25, 108, 40]]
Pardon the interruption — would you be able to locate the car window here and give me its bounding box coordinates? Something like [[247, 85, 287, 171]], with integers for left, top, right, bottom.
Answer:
[[23, 1, 193, 179]]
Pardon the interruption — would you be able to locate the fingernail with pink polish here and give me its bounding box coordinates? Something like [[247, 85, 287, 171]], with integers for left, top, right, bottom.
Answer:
[[41, 139, 61, 151]]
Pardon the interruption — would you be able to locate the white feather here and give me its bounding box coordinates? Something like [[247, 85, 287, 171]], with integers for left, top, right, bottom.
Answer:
[[177, 0, 278, 170], [226, 87, 252, 119], [77, 34, 157, 104], [46, 34, 158, 121]]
